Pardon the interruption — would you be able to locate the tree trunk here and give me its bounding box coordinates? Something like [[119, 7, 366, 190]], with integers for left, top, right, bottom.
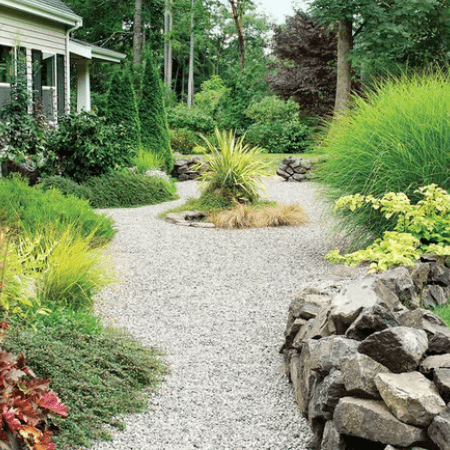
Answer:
[[187, 0, 195, 108], [334, 20, 352, 114], [133, 0, 143, 66], [164, 0, 173, 88], [229, 0, 245, 70]]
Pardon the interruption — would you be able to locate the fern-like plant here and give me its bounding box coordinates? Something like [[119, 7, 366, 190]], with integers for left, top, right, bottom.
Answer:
[[196, 128, 271, 204]]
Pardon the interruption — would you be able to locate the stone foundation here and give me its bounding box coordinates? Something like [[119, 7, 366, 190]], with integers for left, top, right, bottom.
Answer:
[[282, 257, 450, 450]]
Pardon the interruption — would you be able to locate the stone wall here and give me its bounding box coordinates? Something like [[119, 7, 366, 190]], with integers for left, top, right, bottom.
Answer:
[[281, 258, 450, 450], [171, 157, 205, 181], [276, 157, 315, 182]]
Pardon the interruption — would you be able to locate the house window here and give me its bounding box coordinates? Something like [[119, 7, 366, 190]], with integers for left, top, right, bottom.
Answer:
[[0, 45, 13, 83], [41, 53, 56, 119]]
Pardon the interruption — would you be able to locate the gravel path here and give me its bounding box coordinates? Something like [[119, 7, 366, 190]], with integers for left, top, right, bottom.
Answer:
[[89, 178, 335, 450]]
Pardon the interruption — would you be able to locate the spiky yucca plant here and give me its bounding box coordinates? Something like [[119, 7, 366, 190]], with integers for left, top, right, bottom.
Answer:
[[197, 128, 271, 204]]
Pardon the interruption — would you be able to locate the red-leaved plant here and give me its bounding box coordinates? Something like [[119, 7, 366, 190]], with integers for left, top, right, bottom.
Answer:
[[0, 322, 68, 449]]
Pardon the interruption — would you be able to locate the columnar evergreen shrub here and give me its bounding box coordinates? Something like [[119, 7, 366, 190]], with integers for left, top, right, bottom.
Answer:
[[139, 51, 173, 172], [106, 65, 141, 150]]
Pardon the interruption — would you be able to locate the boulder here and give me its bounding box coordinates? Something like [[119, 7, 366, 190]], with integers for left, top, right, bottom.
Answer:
[[330, 277, 400, 335], [428, 406, 450, 450], [333, 397, 427, 447], [341, 353, 390, 399], [321, 421, 347, 450], [374, 372, 446, 427], [419, 354, 450, 375], [378, 266, 416, 302], [429, 263, 450, 286], [422, 285, 448, 308], [397, 309, 450, 354], [301, 305, 335, 341], [345, 305, 399, 341], [410, 262, 431, 289], [308, 370, 347, 421], [281, 317, 307, 351], [292, 319, 315, 349], [358, 327, 428, 373], [434, 369, 450, 403]]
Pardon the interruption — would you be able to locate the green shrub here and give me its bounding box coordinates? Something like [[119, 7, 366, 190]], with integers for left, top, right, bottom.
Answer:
[[166, 105, 216, 134], [46, 111, 135, 181], [106, 64, 141, 150], [3, 320, 166, 448], [194, 75, 230, 116], [0, 175, 115, 246], [170, 128, 202, 154], [245, 120, 312, 153], [246, 96, 300, 123], [139, 51, 173, 172], [132, 150, 164, 173], [318, 71, 450, 244], [197, 129, 271, 204], [326, 185, 450, 272], [38, 175, 91, 199], [82, 171, 177, 208]]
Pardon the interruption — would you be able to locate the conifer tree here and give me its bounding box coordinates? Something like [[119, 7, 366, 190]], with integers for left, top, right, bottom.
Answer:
[[139, 50, 173, 172], [106, 64, 141, 150]]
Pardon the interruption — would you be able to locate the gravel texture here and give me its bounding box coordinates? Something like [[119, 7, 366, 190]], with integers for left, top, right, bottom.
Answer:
[[88, 178, 336, 450]]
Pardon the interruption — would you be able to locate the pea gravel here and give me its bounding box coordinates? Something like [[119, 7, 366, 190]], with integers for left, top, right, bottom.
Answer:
[[89, 178, 336, 450]]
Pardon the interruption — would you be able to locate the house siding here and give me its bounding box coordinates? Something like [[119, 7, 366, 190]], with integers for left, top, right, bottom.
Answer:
[[0, 4, 68, 115]]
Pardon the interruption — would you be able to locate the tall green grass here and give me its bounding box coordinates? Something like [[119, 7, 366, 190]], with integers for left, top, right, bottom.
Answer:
[[318, 71, 450, 246], [132, 150, 164, 173]]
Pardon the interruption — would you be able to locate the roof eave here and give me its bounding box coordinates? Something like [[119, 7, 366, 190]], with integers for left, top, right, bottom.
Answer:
[[0, 0, 82, 27]]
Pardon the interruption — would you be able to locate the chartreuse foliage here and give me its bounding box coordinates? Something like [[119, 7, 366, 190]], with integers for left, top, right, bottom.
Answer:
[[197, 128, 272, 204], [318, 71, 450, 244], [326, 185, 450, 272], [0, 324, 68, 450]]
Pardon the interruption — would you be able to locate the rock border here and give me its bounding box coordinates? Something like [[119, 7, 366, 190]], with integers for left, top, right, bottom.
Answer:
[[164, 210, 215, 228]]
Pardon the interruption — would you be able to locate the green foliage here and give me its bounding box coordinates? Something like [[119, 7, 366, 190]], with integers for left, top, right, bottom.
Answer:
[[46, 111, 135, 181], [0, 175, 115, 246], [139, 51, 173, 172], [246, 96, 300, 122], [82, 171, 177, 208], [132, 150, 164, 173], [326, 185, 450, 272], [38, 176, 91, 200], [432, 304, 450, 327], [170, 128, 202, 154], [197, 128, 271, 204], [318, 71, 450, 243], [0, 329, 68, 450], [106, 65, 141, 150], [166, 105, 216, 134], [3, 320, 167, 448], [194, 75, 230, 116]]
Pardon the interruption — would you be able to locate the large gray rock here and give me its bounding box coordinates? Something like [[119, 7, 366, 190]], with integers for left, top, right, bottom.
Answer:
[[308, 370, 347, 421], [397, 308, 450, 354], [341, 353, 390, 399], [378, 266, 416, 302], [281, 317, 307, 351], [434, 368, 450, 403], [345, 304, 400, 341], [429, 263, 450, 286], [301, 305, 336, 341], [410, 262, 431, 289], [419, 354, 450, 375], [330, 277, 400, 334], [302, 336, 360, 376], [428, 407, 450, 450], [321, 421, 347, 450], [358, 326, 428, 373], [333, 397, 427, 447], [422, 285, 448, 308], [375, 372, 446, 427]]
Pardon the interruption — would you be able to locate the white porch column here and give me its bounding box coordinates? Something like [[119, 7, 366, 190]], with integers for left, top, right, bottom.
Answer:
[[77, 59, 91, 112]]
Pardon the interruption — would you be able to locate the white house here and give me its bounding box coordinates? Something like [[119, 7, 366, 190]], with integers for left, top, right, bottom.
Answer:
[[0, 0, 125, 119]]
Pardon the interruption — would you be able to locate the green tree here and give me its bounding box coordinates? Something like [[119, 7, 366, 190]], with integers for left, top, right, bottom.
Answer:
[[106, 65, 141, 150], [309, 0, 450, 112], [139, 51, 173, 171]]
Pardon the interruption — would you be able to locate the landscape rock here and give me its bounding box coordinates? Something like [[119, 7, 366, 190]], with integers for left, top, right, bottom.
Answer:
[[422, 285, 448, 308], [428, 406, 450, 450], [374, 372, 446, 427], [433, 369, 450, 403], [429, 263, 450, 286], [333, 397, 427, 447], [171, 157, 206, 180], [308, 370, 347, 420], [358, 327, 428, 373], [277, 157, 315, 182], [378, 266, 416, 302], [419, 354, 450, 375], [321, 421, 347, 450], [397, 309, 450, 354], [345, 305, 400, 341], [164, 211, 215, 228], [409, 262, 431, 289], [330, 277, 400, 335], [341, 353, 390, 399]]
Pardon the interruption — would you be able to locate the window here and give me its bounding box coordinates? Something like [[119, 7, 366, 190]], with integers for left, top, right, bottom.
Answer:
[[0, 45, 13, 83]]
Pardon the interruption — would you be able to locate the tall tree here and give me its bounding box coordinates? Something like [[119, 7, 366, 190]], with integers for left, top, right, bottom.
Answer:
[[139, 50, 173, 171], [187, 0, 195, 107], [164, 0, 173, 88], [133, 0, 143, 66], [229, 0, 245, 69]]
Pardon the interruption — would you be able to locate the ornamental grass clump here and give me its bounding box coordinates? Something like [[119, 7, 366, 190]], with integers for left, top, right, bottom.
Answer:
[[318, 70, 450, 245], [197, 128, 271, 204]]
